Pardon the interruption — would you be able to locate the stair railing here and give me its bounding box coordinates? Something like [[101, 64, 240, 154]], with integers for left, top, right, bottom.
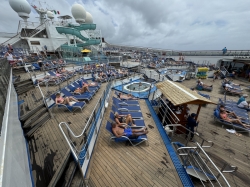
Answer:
[[196, 142, 231, 186]]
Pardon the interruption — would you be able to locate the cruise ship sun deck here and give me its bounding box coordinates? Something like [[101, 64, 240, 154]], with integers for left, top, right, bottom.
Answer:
[[85, 95, 183, 187]]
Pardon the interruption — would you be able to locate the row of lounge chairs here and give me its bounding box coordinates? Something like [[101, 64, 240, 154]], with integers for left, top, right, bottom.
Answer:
[[32, 60, 66, 71], [106, 96, 148, 146], [35, 69, 77, 86], [50, 77, 101, 112]]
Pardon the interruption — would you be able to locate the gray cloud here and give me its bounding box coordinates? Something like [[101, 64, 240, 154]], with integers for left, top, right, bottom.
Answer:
[[1, 0, 250, 50]]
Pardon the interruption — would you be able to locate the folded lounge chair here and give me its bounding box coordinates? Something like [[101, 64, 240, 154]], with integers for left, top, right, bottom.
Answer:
[[106, 121, 148, 146]]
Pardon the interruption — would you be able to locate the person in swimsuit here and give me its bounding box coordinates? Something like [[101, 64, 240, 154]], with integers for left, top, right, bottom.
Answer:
[[114, 112, 136, 126], [55, 93, 79, 106], [219, 108, 250, 128], [118, 93, 138, 100], [74, 81, 92, 94], [111, 122, 148, 138], [197, 79, 213, 89], [223, 85, 242, 95]]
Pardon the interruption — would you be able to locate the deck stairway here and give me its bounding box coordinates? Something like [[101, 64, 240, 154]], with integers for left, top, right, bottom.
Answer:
[[14, 78, 34, 95], [172, 142, 236, 186], [19, 102, 51, 138]]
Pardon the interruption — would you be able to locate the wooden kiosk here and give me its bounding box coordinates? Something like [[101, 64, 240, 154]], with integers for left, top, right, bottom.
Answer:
[[156, 80, 216, 133]]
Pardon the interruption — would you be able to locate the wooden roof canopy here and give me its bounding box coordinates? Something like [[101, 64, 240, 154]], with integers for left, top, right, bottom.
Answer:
[[156, 80, 216, 106]]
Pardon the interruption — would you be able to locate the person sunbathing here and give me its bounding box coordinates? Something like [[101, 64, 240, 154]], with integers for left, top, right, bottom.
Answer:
[[118, 93, 138, 100], [99, 71, 107, 78], [223, 78, 240, 86], [197, 80, 213, 89], [55, 93, 79, 106], [219, 108, 250, 128], [219, 105, 243, 119], [111, 122, 148, 138], [84, 81, 99, 87], [74, 82, 92, 93], [60, 67, 75, 75], [35, 75, 58, 84], [114, 112, 136, 126], [223, 85, 242, 95]]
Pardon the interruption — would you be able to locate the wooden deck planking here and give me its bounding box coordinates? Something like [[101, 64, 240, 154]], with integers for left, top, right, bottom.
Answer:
[[16, 66, 250, 186], [181, 78, 250, 187], [87, 91, 182, 187], [15, 68, 110, 185]]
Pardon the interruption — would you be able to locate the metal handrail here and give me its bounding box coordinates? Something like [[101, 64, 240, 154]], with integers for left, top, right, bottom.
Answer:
[[58, 82, 112, 161], [175, 143, 230, 186], [154, 92, 180, 123], [196, 143, 231, 187]]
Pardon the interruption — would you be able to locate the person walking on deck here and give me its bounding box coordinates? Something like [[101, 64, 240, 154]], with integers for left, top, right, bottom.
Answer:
[[185, 113, 199, 142]]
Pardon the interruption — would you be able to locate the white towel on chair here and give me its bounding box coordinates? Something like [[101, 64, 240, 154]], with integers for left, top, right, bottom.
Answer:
[[69, 101, 76, 106]]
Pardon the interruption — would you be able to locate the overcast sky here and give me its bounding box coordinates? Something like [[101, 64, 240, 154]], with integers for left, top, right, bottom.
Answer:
[[1, 0, 250, 50]]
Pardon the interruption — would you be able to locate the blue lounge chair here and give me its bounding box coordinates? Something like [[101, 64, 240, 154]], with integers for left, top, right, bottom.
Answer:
[[111, 105, 143, 118], [61, 88, 92, 102], [79, 77, 101, 87], [109, 112, 145, 127], [50, 93, 86, 112], [114, 92, 140, 103], [112, 97, 140, 106], [106, 121, 148, 146], [218, 99, 249, 122], [113, 98, 141, 110], [214, 107, 250, 133], [72, 81, 98, 93], [221, 83, 243, 96]]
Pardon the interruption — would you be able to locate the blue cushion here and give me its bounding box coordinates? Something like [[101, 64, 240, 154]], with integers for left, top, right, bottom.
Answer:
[[78, 80, 83, 88], [214, 109, 220, 118]]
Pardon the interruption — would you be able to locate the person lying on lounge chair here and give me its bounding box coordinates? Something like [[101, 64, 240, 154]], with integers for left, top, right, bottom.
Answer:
[[197, 79, 213, 89], [219, 108, 250, 128], [114, 112, 136, 126], [219, 105, 244, 119], [83, 81, 99, 87], [223, 78, 240, 86], [118, 93, 138, 100], [55, 93, 79, 106], [35, 75, 58, 84], [60, 67, 75, 75], [111, 122, 148, 138], [74, 82, 92, 93], [223, 85, 242, 95]]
